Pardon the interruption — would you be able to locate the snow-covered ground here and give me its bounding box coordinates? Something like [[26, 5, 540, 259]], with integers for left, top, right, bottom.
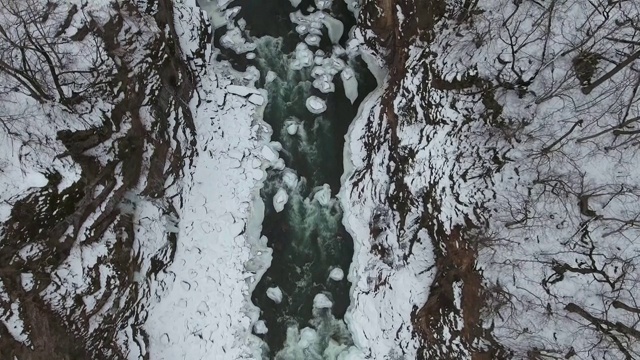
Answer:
[[339, 45, 435, 358]]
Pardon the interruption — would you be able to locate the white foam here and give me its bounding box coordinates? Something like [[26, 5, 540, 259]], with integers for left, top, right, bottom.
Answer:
[[322, 15, 344, 44]]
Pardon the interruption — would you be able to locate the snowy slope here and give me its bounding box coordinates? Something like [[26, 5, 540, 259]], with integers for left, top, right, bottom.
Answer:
[[344, 0, 640, 358]]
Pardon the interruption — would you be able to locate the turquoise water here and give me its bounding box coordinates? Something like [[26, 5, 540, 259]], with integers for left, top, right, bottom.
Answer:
[[250, 36, 375, 354], [209, 0, 375, 355]]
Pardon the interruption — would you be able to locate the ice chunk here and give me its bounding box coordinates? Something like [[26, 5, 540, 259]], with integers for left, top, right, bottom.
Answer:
[[273, 188, 289, 213], [296, 24, 308, 35], [313, 293, 333, 309], [266, 286, 283, 304], [237, 18, 246, 29], [246, 52, 256, 59], [341, 67, 358, 104], [21, 273, 34, 291], [282, 171, 299, 189], [220, 27, 256, 54], [305, 34, 321, 47], [287, 123, 298, 135], [328, 57, 346, 72], [269, 141, 283, 151], [361, 51, 387, 86], [313, 75, 335, 93], [199, 1, 227, 30], [265, 71, 278, 84], [329, 267, 344, 281], [290, 0, 302, 7], [300, 327, 317, 347], [311, 66, 326, 78], [290, 43, 315, 70], [227, 84, 260, 97], [225, 6, 241, 21], [273, 158, 286, 170], [305, 96, 327, 114], [254, 320, 268, 334], [315, 0, 332, 10], [322, 15, 344, 44], [248, 93, 265, 106], [313, 184, 331, 205], [334, 45, 347, 57], [343, 0, 360, 15], [261, 145, 278, 162]]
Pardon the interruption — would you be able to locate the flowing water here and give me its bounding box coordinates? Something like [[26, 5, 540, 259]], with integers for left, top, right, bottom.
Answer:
[[199, 0, 376, 356]]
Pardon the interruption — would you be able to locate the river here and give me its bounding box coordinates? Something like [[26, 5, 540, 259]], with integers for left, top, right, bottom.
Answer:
[[200, 0, 376, 356]]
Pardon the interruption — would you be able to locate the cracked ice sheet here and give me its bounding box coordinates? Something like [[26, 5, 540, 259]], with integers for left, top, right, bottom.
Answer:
[[143, 68, 265, 360]]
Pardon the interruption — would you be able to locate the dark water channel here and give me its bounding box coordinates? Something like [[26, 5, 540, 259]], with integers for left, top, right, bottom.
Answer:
[[202, 0, 376, 355]]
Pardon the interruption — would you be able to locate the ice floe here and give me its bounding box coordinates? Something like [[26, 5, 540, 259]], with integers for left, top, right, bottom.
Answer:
[[254, 320, 268, 334], [266, 286, 284, 304], [313, 293, 333, 309], [273, 188, 289, 213], [329, 267, 344, 281], [306, 96, 327, 114]]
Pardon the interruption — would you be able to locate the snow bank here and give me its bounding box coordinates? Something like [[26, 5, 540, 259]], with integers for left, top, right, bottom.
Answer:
[[339, 81, 434, 359]]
